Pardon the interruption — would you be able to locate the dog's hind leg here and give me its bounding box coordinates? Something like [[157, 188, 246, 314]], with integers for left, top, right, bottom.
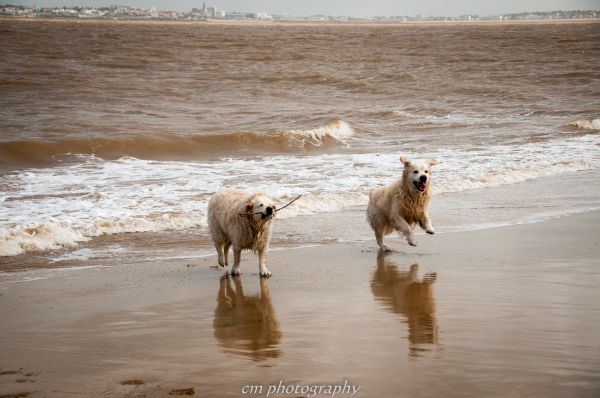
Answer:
[[375, 227, 392, 252], [230, 248, 242, 276], [223, 241, 231, 266], [215, 242, 226, 267]]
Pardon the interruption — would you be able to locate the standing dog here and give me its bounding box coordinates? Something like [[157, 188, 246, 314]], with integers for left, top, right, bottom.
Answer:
[[367, 156, 438, 251], [208, 189, 276, 277]]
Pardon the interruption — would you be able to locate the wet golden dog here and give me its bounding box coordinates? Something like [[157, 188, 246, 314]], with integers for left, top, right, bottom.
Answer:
[[208, 189, 276, 277], [367, 156, 438, 251]]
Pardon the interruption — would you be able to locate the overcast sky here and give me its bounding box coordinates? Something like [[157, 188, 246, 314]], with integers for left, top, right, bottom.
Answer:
[[9, 0, 600, 17]]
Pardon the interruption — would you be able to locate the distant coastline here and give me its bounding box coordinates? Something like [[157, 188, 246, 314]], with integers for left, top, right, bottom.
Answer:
[[2, 16, 600, 27], [1, 4, 598, 24]]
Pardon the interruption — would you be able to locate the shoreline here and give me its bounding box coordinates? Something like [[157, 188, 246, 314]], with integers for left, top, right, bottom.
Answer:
[[2, 166, 599, 275], [1, 203, 599, 279], [1, 211, 599, 397]]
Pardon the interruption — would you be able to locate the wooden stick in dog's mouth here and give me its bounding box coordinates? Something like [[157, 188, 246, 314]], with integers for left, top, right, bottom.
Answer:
[[239, 195, 302, 216]]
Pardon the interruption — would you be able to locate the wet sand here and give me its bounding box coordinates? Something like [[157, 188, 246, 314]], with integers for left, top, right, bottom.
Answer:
[[1, 212, 599, 397]]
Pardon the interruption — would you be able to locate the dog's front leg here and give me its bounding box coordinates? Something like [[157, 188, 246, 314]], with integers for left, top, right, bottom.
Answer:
[[391, 202, 417, 246], [258, 248, 272, 277], [419, 213, 435, 235], [392, 215, 417, 246]]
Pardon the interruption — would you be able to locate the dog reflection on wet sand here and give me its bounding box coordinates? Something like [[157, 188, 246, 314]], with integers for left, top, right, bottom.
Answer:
[[213, 275, 282, 360], [371, 252, 439, 356]]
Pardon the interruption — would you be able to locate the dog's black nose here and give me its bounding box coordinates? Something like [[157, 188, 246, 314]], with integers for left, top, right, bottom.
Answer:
[[266, 206, 273, 215], [419, 175, 428, 183]]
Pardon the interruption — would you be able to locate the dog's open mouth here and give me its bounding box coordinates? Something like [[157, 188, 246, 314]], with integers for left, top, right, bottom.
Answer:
[[414, 181, 427, 192]]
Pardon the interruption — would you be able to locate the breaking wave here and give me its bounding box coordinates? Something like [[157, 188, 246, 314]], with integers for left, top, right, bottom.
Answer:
[[568, 119, 600, 130], [286, 119, 355, 145], [0, 119, 354, 168], [0, 213, 206, 257]]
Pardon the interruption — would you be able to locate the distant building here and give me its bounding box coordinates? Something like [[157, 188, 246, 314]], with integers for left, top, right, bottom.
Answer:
[[256, 12, 273, 21], [225, 11, 246, 20], [190, 3, 225, 19], [78, 8, 106, 18]]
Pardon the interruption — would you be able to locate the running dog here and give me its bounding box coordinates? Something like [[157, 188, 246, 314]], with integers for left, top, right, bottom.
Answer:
[[367, 156, 438, 251]]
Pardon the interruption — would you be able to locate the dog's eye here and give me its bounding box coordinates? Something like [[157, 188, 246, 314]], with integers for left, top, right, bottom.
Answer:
[[425, 170, 429, 174], [413, 170, 418, 174]]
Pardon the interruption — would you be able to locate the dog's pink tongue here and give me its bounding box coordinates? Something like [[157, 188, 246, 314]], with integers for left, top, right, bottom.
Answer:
[[419, 182, 427, 190]]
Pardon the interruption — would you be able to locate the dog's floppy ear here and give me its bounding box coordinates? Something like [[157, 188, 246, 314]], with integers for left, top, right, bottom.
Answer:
[[428, 159, 439, 166], [245, 201, 253, 213], [400, 156, 412, 168]]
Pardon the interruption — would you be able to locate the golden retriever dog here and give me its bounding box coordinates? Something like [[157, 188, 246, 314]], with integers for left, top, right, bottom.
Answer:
[[367, 156, 438, 251], [208, 189, 276, 277]]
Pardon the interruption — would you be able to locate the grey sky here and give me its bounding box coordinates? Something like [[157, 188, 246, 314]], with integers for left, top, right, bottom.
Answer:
[[9, 0, 600, 17]]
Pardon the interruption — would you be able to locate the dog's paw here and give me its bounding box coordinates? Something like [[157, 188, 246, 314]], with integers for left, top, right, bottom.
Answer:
[[230, 269, 240, 276], [426, 229, 435, 235], [379, 245, 392, 253], [260, 269, 272, 278], [407, 238, 418, 247]]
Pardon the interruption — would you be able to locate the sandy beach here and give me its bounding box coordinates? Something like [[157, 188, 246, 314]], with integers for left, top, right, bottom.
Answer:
[[1, 211, 599, 397]]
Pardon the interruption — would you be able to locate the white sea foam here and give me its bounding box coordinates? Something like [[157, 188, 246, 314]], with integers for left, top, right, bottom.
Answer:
[[568, 119, 600, 130], [0, 265, 109, 284], [394, 109, 505, 126], [287, 119, 355, 145], [48, 245, 126, 263], [1, 134, 599, 256]]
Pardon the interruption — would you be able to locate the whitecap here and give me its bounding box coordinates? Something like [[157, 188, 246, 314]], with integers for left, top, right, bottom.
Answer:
[[568, 119, 600, 130]]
